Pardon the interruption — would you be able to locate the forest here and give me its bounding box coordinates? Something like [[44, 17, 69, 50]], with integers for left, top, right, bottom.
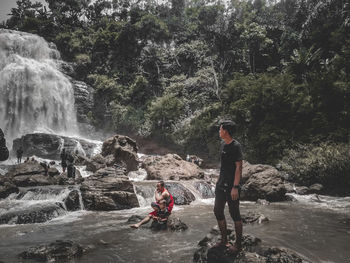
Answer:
[[2, 0, 350, 172]]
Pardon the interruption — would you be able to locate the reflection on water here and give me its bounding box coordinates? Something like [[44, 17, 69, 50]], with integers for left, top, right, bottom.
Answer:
[[0, 200, 350, 263]]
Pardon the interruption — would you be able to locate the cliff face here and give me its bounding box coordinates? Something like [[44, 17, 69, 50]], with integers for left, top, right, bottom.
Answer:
[[0, 129, 9, 161]]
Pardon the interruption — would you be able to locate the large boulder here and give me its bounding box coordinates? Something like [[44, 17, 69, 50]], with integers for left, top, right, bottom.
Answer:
[[165, 182, 196, 205], [18, 240, 84, 262], [12, 133, 98, 160], [3, 161, 81, 188], [80, 167, 139, 210], [0, 181, 19, 199], [85, 154, 107, 173], [241, 163, 287, 202], [72, 80, 94, 124], [64, 190, 82, 211], [101, 135, 139, 172], [142, 154, 204, 181], [193, 226, 307, 263], [0, 128, 9, 161]]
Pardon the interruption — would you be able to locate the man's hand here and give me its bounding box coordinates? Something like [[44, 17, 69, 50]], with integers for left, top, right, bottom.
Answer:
[[231, 188, 239, 201]]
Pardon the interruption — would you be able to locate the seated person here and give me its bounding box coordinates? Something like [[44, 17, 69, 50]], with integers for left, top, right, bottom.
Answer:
[[155, 181, 174, 214], [130, 202, 160, 229], [150, 200, 170, 230]]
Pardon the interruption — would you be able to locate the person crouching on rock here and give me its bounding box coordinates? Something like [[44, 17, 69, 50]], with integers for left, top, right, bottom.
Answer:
[[130, 202, 160, 229], [155, 180, 174, 214], [213, 120, 243, 253]]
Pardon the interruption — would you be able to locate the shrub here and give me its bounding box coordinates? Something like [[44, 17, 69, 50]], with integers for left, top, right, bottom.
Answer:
[[280, 142, 350, 194]]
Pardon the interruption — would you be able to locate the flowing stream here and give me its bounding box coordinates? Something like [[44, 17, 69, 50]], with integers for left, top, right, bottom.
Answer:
[[0, 169, 349, 263]]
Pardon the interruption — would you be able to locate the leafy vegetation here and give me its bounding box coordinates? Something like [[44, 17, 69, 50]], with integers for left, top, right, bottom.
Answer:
[[3, 0, 350, 165]]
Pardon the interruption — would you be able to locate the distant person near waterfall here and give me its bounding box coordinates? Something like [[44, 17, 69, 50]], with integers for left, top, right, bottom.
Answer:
[[16, 147, 23, 164], [60, 148, 67, 173], [213, 120, 243, 253], [130, 181, 174, 229]]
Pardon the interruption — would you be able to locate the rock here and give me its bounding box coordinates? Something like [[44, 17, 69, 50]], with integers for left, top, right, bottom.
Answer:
[[187, 155, 204, 166], [242, 162, 273, 185], [5, 162, 57, 187], [85, 154, 107, 173], [165, 182, 196, 205], [95, 167, 128, 178], [168, 217, 188, 231], [142, 154, 204, 181], [256, 199, 270, 205], [242, 211, 269, 224], [4, 162, 81, 187], [81, 167, 139, 210], [295, 186, 310, 195], [72, 80, 94, 124], [285, 194, 298, 202], [0, 203, 65, 224], [284, 182, 296, 193], [18, 240, 84, 261], [12, 133, 98, 160], [0, 181, 19, 199], [241, 163, 286, 202], [0, 128, 9, 161], [64, 190, 81, 211], [309, 183, 323, 194], [193, 226, 308, 263], [101, 135, 139, 172], [194, 181, 215, 199]]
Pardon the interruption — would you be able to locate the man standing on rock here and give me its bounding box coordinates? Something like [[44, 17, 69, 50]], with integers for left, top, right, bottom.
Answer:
[[213, 120, 243, 253], [16, 146, 24, 164]]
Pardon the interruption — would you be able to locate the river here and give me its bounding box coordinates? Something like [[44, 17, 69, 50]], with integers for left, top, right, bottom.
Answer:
[[0, 188, 350, 263]]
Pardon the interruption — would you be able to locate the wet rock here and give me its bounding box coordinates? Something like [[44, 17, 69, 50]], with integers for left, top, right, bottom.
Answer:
[[256, 199, 270, 205], [0, 181, 19, 199], [194, 181, 215, 199], [165, 182, 195, 205], [0, 203, 65, 224], [168, 217, 188, 231], [241, 163, 286, 202], [242, 212, 269, 224], [101, 135, 139, 172], [0, 128, 9, 161], [194, 226, 308, 263], [18, 240, 84, 261], [72, 80, 94, 124], [309, 183, 323, 194], [12, 133, 97, 160], [64, 190, 81, 211], [85, 154, 107, 173], [285, 194, 298, 202], [142, 154, 204, 181], [4, 161, 82, 188], [81, 167, 139, 210]]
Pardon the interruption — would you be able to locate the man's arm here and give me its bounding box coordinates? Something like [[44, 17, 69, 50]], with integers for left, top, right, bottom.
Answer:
[[154, 191, 169, 202], [231, 160, 242, 200]]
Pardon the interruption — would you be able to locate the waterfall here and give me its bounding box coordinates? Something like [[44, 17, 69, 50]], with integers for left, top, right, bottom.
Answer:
[[0, 186, 85, 225], [0, 29, 78, 143]]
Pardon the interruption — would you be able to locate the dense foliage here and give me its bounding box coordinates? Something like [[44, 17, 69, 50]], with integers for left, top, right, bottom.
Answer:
[[280, 143, 350, 195], [3, 0, 350, 164]]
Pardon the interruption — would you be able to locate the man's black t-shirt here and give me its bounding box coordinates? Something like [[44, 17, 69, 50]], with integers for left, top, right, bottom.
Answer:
[[217, 140, 243, 191]]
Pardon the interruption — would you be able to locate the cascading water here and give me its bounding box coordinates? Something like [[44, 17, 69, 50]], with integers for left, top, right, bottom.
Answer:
[[0, 29, 78, 143]]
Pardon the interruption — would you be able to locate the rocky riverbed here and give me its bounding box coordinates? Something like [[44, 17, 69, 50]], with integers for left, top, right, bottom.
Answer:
[[1, 133, 350, 263]]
